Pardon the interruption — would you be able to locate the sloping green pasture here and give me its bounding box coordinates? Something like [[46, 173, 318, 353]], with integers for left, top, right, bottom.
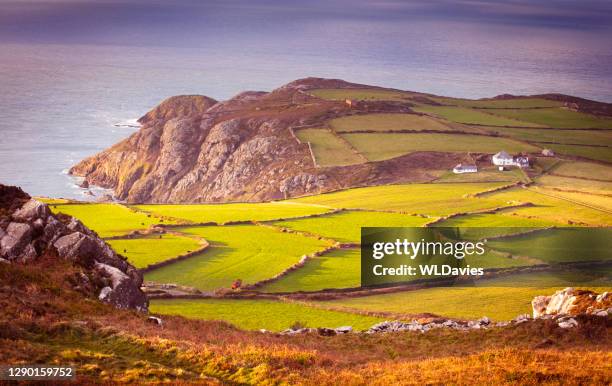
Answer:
[[107, 234, 202, 269], [295, 128, 364, 166]]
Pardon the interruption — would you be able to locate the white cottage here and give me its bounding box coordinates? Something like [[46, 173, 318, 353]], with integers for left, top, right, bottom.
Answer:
[[492, 151, 514, 166], [453, 164, 478, 174]]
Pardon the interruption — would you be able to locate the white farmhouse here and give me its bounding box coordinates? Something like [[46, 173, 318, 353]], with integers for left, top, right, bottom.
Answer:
[[453, 164, 478, 174], [492, 151, 514, 166]]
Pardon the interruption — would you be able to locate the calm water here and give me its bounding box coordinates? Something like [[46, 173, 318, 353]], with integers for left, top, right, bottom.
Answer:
[[1, 1, 611, 198]]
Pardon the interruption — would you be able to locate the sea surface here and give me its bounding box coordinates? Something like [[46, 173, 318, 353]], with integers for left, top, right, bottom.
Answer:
[[1, 0, 611, 199]]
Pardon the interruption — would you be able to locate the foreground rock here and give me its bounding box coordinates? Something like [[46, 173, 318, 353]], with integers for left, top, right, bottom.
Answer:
[[532, 287, 611, 319], [0, 184, 148, 312]]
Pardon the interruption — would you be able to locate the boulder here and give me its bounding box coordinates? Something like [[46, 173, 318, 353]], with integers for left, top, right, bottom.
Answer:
[[146, 316, 163, 326], [13, 199, 50, 222], [532, 287, 609, 318], [1, 222, 32, 259], [54, 232, 100, 267], [335, 326, 353, 334], [98, 286, 112, 301]]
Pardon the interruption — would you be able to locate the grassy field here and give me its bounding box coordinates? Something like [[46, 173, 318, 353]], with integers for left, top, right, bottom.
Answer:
[[309, 88, 413, 101], [329, 113, 456, 132], [431, 97, 564, 109], [261, 248, 361, 293], [341, 132, 539, 162], [433, 167, 521, 183], [538, 143, 612, 163], [52, 203, 169, 237], [413, 106, 543, 127], [271, 210, 430, 243], [536, 174, 612, 195], [295, 128, 364, 166], [292, 183, 512, 216], [133, 201, 331, 224], [150, 298, 383, 331], [107, 234, 202, 269], [144, 225, 332, 291], [484, 127, 612, 146], [484, 187, 612, 226], [435, 212, 560, 228], [488, 228, 611, 263], [490, 108, 612, 129], [319, 271, 611, 321], [551, 161, 612, 181]]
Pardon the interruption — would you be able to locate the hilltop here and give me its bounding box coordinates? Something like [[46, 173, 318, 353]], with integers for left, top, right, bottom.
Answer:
[[70, 78, 612, 203]]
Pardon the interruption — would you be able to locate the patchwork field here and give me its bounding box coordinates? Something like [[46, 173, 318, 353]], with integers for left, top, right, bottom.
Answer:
[[271, 210, 430, 243], [295, 128, 364, 166], [412, 106, 543, 127], [53, 203, 170, 237], [538, 143, 612, 163], [433, 167, 522, 183], [329, 113, 455, 132], [318, 271, 611, 321], [150, 298, 384, 331], [107, 234, 203, 269], [341, 133, 539, 162], [431, 97, 564, 109], [144, 225, 332, 291], [551, 161, 612, 181], [536, 174, 612, 196], [309, 88, 414, 101], [133, 201, 331, 224], [260, 248, 361, 293], [485, 127, 612, 146], [489, 107, 612, 129], [292, 182, 513, 216]]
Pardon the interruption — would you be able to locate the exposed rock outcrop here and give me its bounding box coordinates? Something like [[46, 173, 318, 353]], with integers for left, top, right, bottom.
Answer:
[[70, 78, 460, 203], [532, 287, 611, 318], [0, 184, 147, 312]]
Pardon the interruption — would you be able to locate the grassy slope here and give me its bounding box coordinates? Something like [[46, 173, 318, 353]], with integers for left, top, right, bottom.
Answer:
[[261, 248, 361, 293], [107, 234, 202, 269], [329, 113, 456, 132], [536, 174, 612, 195], [144, 225, 332, 291], [484, 127, 612, 146], [490, 108, 612, 129], [539, 143, 612, 163], [52, 203, 170, 238], [271, 210, 430, 243], [150, 298, 382, 331], [319, 272, 611, 321], [552, 161, 612, 180], [309, 88, 413, 101], [295, 128, 364, 166], [431, 97, 564, 108], [4, 260, 610, 384], [133, 201, 331, 224], [342, 132, 539, 162], [292, 183, 511, 216], [413, 106, 544, 127]]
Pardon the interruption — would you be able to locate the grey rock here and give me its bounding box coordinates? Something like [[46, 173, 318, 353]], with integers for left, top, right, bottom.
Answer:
[[557, 318, 578, 329], [17, 244, 38, 263], [146, 316, 163, 326], [13, 199, 50, 222], [335, 326, 353, 334], [1, 222, 32, 258], [54, 232, 99, 267], [98, 286, 112, 301]]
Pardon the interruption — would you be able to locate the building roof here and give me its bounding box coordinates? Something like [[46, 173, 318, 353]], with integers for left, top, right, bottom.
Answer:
[[493, 151, 511, 159]]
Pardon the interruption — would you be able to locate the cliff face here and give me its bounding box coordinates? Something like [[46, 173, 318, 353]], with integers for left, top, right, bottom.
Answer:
[[70, 78, 457, 203]]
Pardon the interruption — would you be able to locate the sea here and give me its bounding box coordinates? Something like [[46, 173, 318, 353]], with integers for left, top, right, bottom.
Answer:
[[1, 0, 611, 199]]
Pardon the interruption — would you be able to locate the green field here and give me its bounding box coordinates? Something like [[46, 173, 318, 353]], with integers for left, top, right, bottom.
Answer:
[[435, 212, 559, 229], [309, 88, 413, 101], [536, 174, 612, 195], [433, 168, 521, 183], [488, 228, 611, 263], [292, 183, 512, 216], [484, 127, 612, 146], [133, 201, 331, 224], [144, 225, 332, 291], [319, 271, 611, 321], [295, 128, 364, 166], [413, 106, 543, 127], [431, 97, 564, 109], [150, 298, 384, 331], [490, 108, 612, 129], [551, 161, 612, 181], [329, 113, 455, 132], [485, 187, 612, 226], [53, 203, 169, 237], [271, 210, 430, 243], [341, 133, 539, 162], [537, 143, 612, 163], [107, 234, 203, 269], [261, 248, 361, 293]]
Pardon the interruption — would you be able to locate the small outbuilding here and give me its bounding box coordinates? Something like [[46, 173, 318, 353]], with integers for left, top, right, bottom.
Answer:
[[542, 148, 555, 157], [453, 163, 478, 174]]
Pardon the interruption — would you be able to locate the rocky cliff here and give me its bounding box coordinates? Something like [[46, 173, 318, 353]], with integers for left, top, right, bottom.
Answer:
[[0, 184, 147, 311], [70, 78, 458, 203]]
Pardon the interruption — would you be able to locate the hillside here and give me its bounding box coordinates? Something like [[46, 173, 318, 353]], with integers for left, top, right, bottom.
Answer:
[[70, 78, 612, 203]]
